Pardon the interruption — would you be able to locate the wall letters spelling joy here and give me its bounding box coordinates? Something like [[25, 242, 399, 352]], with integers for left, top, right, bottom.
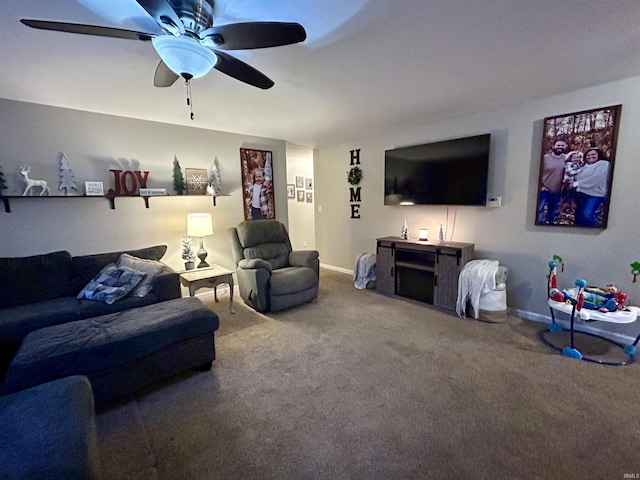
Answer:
[[108, 170, 149, 196], [347, 149, 362, 219]]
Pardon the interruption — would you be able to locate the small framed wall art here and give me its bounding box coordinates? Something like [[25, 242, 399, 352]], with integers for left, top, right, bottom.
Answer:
[[287, 184, 295, 198], [295, 176, 304, 188], [305, 178, 313, 190], [185, 168, 209, 195], [297, 190, 305, 202]]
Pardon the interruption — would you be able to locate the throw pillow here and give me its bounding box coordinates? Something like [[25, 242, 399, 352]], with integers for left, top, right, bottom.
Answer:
[[77, 263, 145, 305], [117, 253, 165, 297]]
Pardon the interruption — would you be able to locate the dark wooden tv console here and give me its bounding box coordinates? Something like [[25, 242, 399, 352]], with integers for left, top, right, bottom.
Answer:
[[376, 237, 474, 312]]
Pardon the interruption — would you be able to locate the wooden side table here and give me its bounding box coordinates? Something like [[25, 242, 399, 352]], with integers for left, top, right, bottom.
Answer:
[[179, 265, 235, 314]]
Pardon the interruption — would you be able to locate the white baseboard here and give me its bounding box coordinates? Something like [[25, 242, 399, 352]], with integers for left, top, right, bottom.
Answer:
[[320, 263, 352, 275]]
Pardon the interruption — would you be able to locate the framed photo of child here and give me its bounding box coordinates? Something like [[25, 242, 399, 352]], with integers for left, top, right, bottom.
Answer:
[[240, 148, 275, 221], [534, 104, 621, 229]]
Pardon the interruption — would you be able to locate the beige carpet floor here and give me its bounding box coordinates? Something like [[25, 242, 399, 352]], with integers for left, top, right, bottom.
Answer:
[[95, 269, 640, 479]]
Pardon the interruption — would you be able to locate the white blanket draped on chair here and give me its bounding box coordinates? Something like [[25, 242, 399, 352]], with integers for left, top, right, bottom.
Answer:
[[456, 259, 499, 318]]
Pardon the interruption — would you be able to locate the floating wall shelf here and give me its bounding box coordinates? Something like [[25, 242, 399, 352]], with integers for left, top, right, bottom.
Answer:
[[0, 194, 230, 213]]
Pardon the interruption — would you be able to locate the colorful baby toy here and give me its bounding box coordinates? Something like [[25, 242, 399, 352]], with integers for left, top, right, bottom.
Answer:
[[548, 261, 628, 313], [544, 259, 639, 364]]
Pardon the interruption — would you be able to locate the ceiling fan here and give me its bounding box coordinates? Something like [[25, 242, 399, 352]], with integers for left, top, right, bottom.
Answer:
[[20, 0, 306, 92]]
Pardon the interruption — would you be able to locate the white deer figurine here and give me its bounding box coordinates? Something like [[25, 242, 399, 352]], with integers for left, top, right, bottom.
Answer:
[[20, 165, 50, 196]]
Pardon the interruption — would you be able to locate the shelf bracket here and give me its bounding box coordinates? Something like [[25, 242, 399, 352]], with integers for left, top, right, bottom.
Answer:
[[1, 197, 10, 213]]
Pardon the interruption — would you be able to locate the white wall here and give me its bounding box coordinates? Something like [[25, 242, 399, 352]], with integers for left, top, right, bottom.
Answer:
[[0, 99, 287, 278], [314, 76, 640, 318], [285, 142, 315, 250]]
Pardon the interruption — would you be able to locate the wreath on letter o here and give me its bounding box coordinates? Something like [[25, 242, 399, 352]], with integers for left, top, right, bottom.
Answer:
[[347, 166, 363, 185]]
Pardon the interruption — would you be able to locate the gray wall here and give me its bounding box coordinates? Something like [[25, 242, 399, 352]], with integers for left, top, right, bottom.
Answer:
[[0, 98, 287, 275], [313, 76, 640, 318], [4, 73, 640, 322]]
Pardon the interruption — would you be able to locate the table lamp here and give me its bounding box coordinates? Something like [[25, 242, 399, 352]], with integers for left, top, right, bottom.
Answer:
[[187, 213, 213, 268]]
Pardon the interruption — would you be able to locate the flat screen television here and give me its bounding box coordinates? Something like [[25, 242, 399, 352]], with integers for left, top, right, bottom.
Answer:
[[384, 133, 491, 206]]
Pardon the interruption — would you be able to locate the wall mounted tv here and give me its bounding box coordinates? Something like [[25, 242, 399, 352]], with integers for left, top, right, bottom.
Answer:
[[384, 133, 491, 206]]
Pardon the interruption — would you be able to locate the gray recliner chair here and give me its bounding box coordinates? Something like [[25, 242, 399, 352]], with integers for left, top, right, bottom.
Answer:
[[228, 219, 320, 312]]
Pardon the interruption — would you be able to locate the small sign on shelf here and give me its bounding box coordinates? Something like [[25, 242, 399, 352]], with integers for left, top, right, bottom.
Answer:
[[139, 188, 168, 196], [85, 181, 104, 196]]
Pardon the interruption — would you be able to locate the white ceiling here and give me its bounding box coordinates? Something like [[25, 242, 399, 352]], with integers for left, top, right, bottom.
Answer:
[[2, 0, 640, 148]]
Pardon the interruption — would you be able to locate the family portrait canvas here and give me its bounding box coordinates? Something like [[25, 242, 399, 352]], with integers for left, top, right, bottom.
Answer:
[[535, 104, 621, 228], [240, 148, 275, 220]]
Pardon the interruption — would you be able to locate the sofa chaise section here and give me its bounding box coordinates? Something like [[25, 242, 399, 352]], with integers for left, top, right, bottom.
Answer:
[[3, 297, 220, 404]]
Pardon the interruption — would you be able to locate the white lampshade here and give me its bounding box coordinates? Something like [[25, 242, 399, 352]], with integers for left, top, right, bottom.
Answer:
[[152, 35, 217, 79], [187, 213, 213, 237]]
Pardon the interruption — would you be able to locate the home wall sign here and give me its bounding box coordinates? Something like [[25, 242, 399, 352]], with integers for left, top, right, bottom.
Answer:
[[347, 149, 362, 219], [108, 169, 150, 196]]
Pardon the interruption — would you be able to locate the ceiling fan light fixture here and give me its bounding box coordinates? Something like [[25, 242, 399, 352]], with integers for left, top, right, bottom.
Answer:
[[152, 35, 217, 79]]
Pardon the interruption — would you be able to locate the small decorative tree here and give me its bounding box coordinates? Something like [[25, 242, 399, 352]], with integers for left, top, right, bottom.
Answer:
[[173, 155, 186, 195], [0, 165, 7, 194], [181, 236, 197, 269], [58, 152, 78, 195], [209, 157, 222, 195], [400, 218, 408, 239]]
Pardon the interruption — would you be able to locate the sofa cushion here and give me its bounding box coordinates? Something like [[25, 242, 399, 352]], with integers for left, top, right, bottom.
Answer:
[[68, 245, 167, 296], [0, 251, 72, 308], [77, 264, 145, 305], [0, 297, 82, 344], [117, 254, 165, 297]]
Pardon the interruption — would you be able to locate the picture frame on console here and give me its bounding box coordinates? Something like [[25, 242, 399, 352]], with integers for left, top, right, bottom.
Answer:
[[535, 104, 621, 229], [240, 148, 275, 221]]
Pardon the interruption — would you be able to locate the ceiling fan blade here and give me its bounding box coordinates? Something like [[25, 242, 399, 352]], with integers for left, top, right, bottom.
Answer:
[[153, 60, 180, 87], [213, 51, 274, 89], [136, 0, 185, 35], [201, 22, 306, 50], [20, 19, 153, 41]]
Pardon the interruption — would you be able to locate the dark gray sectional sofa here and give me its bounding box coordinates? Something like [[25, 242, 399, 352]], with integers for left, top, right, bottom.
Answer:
[[0, 245, 181, 378], [0, 245, 227, 479]]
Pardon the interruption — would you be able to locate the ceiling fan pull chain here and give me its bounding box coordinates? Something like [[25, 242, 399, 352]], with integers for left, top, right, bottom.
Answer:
[[185, 78, 194, 121]]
